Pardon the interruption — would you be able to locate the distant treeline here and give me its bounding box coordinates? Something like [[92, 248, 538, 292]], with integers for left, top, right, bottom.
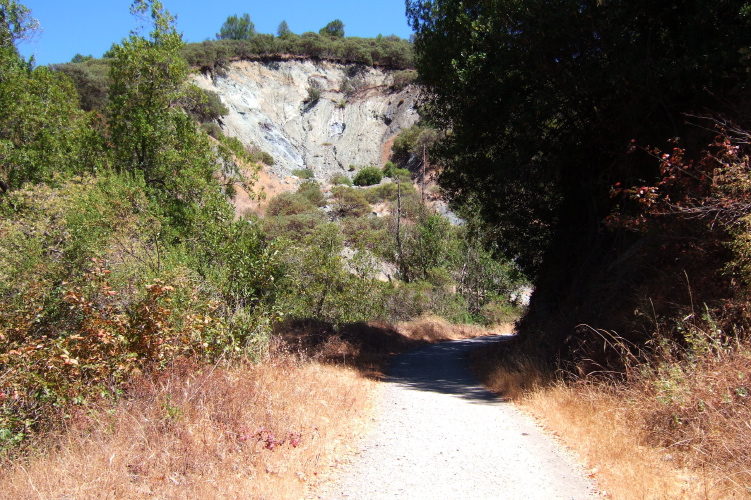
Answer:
[[180, 33, 414, 73], [50, 34, 414, 113]]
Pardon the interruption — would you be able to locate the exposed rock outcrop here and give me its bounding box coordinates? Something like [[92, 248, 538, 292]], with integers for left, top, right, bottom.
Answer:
[[193, 60, 420, 182]]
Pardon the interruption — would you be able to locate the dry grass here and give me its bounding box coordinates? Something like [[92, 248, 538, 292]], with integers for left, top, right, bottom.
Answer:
[[1, 355, 375, 500], [395, 315, 507, 342], [2, 318, 493, 499], [473, 338, 751, 499]]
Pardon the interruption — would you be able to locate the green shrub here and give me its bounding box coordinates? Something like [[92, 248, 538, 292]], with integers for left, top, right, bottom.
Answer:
[[390, 69, 418, 91], [261, 211, 328, 240], [331, 185, 371, 217], [330, 174, 352, 186], [201, 122, 223, 139], [292, 168, 315, 179], [265, 192, 317, 217], [297, 180, 325, 206], [181, 35, 414, 71], [180, 84, 229, 123], [382, 161, 397, 177], [341, 216, 389, 253], [305, 85, 321, 104], [353, 166, 383, 186], [365, 181, 416, 204], [383, 161, 411, 181]]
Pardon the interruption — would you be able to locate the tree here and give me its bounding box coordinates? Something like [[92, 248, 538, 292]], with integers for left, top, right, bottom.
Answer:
[[70, 53, 93, 63], [0, 0, 38, 49], [407, 0, 751, 348], [276, 20, 291, 38], [217, 13, 255, 40], [319, 19, 344, 38], [108, 0, 187, 181], [0, 1, 87, 189]]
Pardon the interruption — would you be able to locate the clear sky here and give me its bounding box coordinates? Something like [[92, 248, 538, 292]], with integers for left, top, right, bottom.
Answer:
[[18, 0, 414, 66]]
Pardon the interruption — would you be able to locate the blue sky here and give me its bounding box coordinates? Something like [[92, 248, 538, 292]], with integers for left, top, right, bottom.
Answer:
[[18, 0, 414, 66]]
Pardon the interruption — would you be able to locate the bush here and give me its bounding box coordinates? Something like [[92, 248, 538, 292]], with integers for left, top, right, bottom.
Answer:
[[261, 211, 328, 240], [341, 216, 389, 253], [201, 122, 223, 139], [265, 192, 317, 217], [330, 174, 352, 186], [382, 161, 397, 177], [180, 85, 229, 123], [383, 161, 411, 181], [297, 180, 325, 206], [331, 185, 371, 217], [390, 69, 417, 91], [365, 181, 416, 204], [181, 35, 414, 71], [305, 85, 321, 104], [353, 166, 383, 186], [292, 168, 315, 179]]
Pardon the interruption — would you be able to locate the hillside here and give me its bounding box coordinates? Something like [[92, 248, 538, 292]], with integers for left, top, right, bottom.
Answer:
[[194, 60, 419, 180]]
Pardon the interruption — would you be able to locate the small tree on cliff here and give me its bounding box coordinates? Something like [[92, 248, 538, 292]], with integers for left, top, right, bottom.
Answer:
[[319, 19, 344, 38], [217, 13, 255, 40]]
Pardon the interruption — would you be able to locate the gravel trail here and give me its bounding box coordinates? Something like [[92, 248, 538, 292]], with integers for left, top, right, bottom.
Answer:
[[316, 336, 600, 500]]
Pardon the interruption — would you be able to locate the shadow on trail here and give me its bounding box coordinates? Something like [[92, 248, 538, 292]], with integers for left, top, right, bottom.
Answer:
[[384, 335, 512, 404]]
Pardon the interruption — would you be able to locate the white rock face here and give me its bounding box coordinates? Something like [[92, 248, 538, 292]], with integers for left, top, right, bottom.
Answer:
[[193, 60, 420, 181]]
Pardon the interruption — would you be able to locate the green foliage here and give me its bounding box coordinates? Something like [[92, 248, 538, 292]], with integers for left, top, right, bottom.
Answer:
[[330, 174, 352, 186], [0, 0, 38, 49], [108, 1, 187, 179], [276, 20, 292, 39], [340, 215, 388, 252], [305, 84, 321, 104], [261, 210, 327, 241], [0, 164, 283, 447], [407, 0, 751, 280], [297, 179, 325, 207], [276, 224, 386, 324], [201, 122, 223, 139], [265, 191, 318, 217], [365, 181, 416, 204], [181, 34, 414, 73], [331, 185, 371, 217], [383, 161, 411, 181], [51, 57, 111, 111], [179, 84, 228, 123], [70, 53, 93, 63], [382, 161, 397, 177], [217, 13, 256, 41], [107, 0, 248, 222], [319, 19, 345, 38], [353, 166, 383, 186], [0, 49, 88, 189], [390, 123, 441, 165], [390, 69, 417, 91], [292, 168, 315, 179]]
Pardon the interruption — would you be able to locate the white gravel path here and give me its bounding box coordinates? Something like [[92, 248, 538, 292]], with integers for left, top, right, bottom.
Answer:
[[315, 336, 600, 500]]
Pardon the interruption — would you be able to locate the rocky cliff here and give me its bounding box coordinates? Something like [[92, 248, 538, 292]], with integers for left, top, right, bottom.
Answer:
[[193, 59, 420, 181]]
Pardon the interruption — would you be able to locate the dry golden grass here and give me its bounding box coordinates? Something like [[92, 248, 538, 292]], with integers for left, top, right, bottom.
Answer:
[[1, 355, 375, 500], [2, 318, 494, 500], [395, 315, 508, 342], [474, 339, 751, 499]]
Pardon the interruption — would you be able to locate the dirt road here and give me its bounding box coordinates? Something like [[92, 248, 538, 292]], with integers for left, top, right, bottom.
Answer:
[[314, 336, 599, 499]]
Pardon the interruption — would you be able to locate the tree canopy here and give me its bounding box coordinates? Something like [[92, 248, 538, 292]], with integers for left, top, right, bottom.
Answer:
[[276, 20, 292, 38], [408, 0, 751, 348], [319, 19, 345, 38], [217, 13, 256, 40]]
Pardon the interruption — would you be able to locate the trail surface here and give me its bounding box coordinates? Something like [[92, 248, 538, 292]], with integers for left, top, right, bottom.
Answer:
[[315, 336, 599, 500]]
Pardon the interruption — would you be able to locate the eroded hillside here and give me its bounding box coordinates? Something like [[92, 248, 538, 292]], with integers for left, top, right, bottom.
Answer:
[[193, 60, 420, 181]]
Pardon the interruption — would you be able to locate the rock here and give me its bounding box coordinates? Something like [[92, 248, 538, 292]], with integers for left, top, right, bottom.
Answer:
[[193, 60, 420, 182]]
